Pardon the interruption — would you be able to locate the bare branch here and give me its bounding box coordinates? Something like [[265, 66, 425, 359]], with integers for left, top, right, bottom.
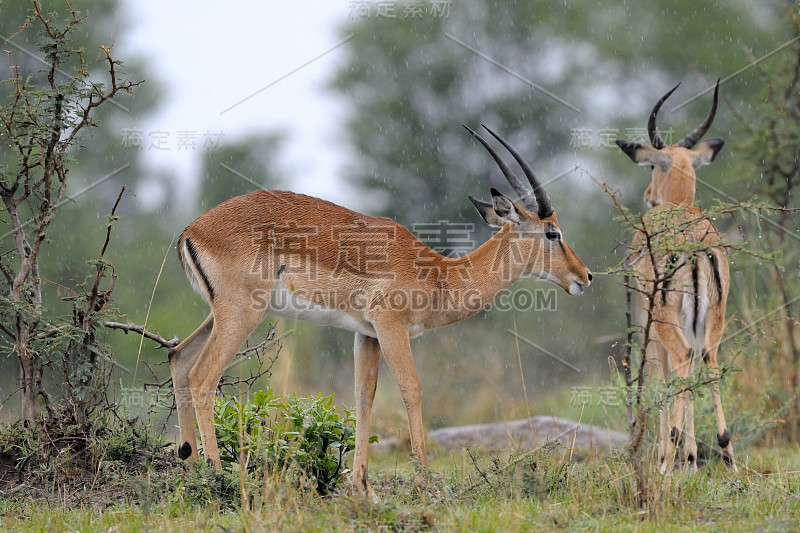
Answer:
[[103, 321, 179, 349]]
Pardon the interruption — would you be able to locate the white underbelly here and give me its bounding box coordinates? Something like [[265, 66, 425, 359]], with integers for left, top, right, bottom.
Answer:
[[266, 282, 426, 340], [267, 284, 377, 337], [408, 324, 424, 339]]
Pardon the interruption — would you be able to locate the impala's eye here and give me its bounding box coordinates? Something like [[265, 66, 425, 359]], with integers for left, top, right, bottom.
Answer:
[[545, 231, 560, 241]]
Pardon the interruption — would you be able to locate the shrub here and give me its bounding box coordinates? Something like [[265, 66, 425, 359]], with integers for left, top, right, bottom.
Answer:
[[207, 389, 363, 495]]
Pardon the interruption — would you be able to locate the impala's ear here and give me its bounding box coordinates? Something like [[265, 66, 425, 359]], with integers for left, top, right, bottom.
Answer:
[[615, 140, 672, 171], [490, 188, 521, 224], [469, 189, 520, 227], [691, 138, 724, 168], [469, 195, 503, 227]]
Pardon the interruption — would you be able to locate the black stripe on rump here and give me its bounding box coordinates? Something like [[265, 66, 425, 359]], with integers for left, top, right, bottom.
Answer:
[[709, 251, 723, 304], [692, 256, 700, 335], [185, 237, 215, 301], [177, 228, 189, 271], [662, 254, 679, 305]]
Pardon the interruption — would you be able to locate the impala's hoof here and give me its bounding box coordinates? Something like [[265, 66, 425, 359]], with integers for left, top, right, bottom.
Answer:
[[722, 449, 736, 469], [717, 429, 731, 449], [178, 441, 193, 460], [670, 426, 682, 445]]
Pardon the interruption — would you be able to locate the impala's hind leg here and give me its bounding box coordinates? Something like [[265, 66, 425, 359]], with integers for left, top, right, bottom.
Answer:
[[682, 385, 697, 472], [703, 338, 736, 471], [188, 290, 267, 467], [169, 313, 214, 460], [652, 341, 672, 468], [653, 307, 696, 474], [352, 332, 380, 497]]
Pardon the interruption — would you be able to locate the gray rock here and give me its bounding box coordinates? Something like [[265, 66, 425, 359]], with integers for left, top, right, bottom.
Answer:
[[373, 416, 627, 453]]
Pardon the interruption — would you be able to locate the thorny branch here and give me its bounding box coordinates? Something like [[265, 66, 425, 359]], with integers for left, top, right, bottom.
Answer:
[[103, 321, 179, 349], [0, 1, 142, 424], [141, 323, 285, 429]]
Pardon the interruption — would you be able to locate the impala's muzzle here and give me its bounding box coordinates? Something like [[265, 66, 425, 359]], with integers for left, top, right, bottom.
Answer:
[[569, 272, 592, 295]]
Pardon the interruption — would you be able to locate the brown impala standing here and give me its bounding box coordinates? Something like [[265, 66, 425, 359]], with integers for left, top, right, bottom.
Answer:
[[616, 82, 736, 473], [169, 125, 592, 495]]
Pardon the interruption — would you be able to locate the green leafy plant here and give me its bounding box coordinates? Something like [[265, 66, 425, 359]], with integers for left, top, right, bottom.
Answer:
[[207, 388, 366, 495]]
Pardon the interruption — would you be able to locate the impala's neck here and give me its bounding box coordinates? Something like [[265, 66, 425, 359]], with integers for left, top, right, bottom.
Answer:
[[660, 162, 697, 205], [423, 223, 537, 328]]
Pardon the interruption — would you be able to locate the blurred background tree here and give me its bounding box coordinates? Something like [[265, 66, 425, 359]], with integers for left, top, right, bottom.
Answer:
[[731, 8, 800, 443], [197, 132, 286, 211]]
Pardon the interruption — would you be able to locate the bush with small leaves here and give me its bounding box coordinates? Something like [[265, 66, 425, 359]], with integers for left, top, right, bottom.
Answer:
[[206, 388, 367, 495]]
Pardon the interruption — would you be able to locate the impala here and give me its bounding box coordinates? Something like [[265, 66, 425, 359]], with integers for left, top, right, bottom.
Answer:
[[168, 125, 592, 494], [616, 81, 736, 473]]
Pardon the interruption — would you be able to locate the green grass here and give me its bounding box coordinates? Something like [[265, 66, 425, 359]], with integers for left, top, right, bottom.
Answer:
[[2, 444, 799, 532]]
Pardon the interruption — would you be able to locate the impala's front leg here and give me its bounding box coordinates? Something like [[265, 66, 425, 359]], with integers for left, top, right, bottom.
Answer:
[[375, 321, 427, 468], [352, 332, 380, 497]]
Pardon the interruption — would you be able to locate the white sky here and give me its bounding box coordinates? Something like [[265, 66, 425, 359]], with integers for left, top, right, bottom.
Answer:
[[123, 1, 355, 205]]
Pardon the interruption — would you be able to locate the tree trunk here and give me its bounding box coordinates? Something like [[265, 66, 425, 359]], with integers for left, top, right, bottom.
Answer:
[[17, 341, 37, 424]]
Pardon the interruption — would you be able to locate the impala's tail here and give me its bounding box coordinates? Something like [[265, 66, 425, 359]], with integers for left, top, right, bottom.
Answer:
[[680, 250, 724, 356]]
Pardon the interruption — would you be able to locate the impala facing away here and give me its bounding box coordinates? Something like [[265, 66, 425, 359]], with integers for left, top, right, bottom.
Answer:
[[169, 125, 592, 494], [616, 81, 736, 473]]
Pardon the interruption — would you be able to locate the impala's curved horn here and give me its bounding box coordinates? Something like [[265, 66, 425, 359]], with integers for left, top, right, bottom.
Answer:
[[480, 124, 553, 219], [463, 125, 538, 212], [677, 80, 720, 149], [648, 83, 681, 149]]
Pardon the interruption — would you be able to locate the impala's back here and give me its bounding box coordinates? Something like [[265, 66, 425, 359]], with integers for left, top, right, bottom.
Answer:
[[179, 190, 411, 336]]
